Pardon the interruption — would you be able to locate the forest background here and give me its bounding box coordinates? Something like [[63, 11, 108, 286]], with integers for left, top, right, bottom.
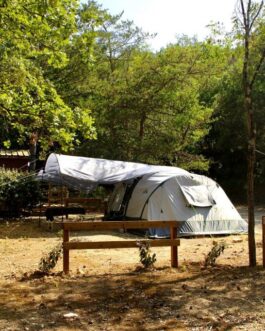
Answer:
[[1, 0, 265, 203]]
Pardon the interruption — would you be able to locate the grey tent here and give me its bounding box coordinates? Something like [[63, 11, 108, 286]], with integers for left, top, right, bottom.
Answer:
[[39, 153, 247, 236]]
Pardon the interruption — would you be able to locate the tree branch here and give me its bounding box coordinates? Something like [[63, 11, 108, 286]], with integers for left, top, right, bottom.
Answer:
[[250, 48, 265, 88], [249, 0, 264, 31], [0, 103, 12, 116]]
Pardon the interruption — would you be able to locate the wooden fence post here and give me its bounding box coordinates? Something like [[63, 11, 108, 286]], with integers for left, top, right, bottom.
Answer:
[[170, 225, 178, 268], [262, 216, 265, 268], [63, 227, 70, 274]]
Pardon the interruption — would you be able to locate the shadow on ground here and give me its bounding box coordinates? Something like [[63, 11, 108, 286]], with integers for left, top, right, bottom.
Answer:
[[0, 264, 265, 331]]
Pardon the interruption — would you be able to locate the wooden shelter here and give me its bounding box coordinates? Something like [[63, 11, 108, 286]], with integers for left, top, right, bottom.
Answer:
[[0, 150, 30, 170]]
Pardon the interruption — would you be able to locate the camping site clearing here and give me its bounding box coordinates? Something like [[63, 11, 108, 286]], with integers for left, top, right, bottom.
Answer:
[[0, 215, 265, 331]]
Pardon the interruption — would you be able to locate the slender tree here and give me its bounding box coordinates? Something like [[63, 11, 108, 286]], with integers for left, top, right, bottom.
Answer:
[[236, 0, 265, 266]]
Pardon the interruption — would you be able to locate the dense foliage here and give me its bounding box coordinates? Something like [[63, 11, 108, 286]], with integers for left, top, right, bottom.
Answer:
[[0, 0, 95, 152], [1, 0, 265, 202], [0, 169, 42, 216]]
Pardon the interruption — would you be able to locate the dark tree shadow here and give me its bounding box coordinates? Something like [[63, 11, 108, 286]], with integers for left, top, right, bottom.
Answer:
[[0, 264, 265, 330]]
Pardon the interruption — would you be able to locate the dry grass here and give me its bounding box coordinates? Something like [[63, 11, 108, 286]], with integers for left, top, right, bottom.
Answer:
[[0, 217, 264, 331]]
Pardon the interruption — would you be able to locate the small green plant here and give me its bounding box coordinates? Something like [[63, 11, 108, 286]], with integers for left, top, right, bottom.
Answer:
[[204, 240, 227, 267], [39, 244, 63, 273], [137, 241, 157, 269]]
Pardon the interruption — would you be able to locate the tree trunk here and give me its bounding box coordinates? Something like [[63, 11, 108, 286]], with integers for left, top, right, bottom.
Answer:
[[240, 0, 258, 267], [29, 132, 38, 172], [245, 83, 256, 267], [247, 134, 256, 266]]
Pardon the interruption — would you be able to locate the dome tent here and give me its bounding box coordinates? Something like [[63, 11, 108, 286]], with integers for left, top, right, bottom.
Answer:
[[39, 153, 247, 237], [109, 172, 247, 237]]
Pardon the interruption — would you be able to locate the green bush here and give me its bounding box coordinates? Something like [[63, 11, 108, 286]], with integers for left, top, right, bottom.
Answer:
[[0, 168, 42, 216], [137, 241, 157, 269], [204, 240, 227, 267], [39, 244, 63, 273]]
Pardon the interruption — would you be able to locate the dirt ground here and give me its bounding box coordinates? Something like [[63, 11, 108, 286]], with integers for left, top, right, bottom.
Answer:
[[0, 208, 265, 331]]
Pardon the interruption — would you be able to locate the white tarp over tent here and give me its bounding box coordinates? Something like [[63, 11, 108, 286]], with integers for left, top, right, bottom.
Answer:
[[38, 153, 189, 191], [39, 153, 247, 236]]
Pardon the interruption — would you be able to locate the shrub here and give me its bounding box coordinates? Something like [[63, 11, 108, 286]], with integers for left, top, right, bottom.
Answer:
[[204, 240, 227, 267], [137, 241, 157, 269], [0, 168, 42, 216], [39, 244, 63, 273]]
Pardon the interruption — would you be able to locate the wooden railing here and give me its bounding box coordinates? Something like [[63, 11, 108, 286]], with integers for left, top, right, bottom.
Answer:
[[60, 220, 180, 274], [42, 198, 106, 221], [64, 197, 105, 212], [64, 197, 106, 216]]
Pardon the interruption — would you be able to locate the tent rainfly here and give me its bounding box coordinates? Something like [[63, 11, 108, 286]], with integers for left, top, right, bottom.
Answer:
[[39, 153, 248, 237]]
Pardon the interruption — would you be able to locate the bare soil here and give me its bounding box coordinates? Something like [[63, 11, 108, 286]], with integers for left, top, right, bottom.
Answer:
[[0, 209, 265, 331]]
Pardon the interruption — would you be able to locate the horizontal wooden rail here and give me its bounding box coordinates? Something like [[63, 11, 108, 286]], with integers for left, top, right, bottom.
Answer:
[[62, 220, 178, 231], [60, 220, 179, 274], [65, 197, 103, 206], [64, 239, 180, 250]]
